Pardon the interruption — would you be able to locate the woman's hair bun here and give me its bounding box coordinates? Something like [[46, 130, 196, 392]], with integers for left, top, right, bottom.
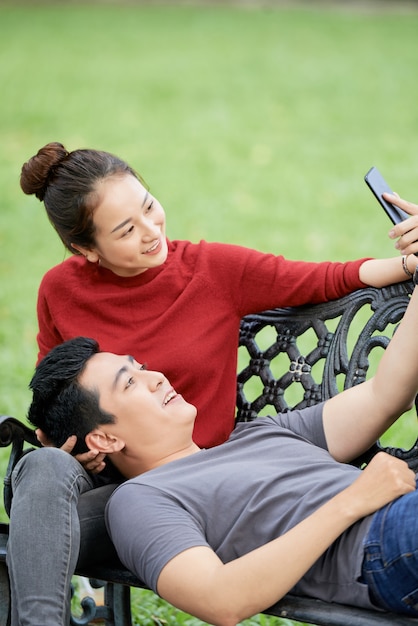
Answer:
[[20, 142, 69, 201]]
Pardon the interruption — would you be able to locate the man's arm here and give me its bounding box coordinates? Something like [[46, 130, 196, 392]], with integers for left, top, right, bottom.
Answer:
[[323, 284, 418, 463], [157, 453, 414, 626]]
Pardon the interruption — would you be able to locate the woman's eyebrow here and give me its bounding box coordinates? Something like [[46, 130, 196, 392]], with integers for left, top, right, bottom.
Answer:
[[110, 192, 150, 234], [111, 218, 131, 234]]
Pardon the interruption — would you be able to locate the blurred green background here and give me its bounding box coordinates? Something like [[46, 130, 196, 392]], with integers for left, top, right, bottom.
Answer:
[[1, 1, 418, 624]]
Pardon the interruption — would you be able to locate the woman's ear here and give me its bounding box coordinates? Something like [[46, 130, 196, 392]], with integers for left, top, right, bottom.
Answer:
[[70, 243, 100, 264], [85, 429, 125, 454]]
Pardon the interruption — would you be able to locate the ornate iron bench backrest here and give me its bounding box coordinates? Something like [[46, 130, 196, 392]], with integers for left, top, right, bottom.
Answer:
[[237, 282, 418, 469]]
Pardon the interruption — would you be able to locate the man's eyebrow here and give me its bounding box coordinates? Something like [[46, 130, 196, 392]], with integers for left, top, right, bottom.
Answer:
[[113, 355, 135, 390], [110, 192, 150, 234]]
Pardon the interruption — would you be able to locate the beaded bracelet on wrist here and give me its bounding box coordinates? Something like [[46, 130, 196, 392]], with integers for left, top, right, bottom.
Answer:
[[402, 254, 413, 279]]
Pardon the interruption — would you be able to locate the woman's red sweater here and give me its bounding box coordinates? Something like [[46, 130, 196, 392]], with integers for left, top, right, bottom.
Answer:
[[37, 240, 368, 447]]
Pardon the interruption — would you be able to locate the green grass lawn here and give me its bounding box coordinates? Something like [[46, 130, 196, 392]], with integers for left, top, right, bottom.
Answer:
[[1, 2, 418, 624]]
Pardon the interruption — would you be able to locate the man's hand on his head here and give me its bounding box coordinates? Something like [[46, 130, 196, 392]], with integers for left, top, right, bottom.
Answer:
[[35, 428, 106, 474], [35, 428, 55, 447], [75, 450, 107, 474]]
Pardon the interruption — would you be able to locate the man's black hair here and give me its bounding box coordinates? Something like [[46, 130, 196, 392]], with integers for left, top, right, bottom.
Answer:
[[28, 336, 115, 454]]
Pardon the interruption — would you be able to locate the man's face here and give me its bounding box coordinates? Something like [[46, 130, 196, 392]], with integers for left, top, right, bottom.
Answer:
[[79, 352, 197, 456]]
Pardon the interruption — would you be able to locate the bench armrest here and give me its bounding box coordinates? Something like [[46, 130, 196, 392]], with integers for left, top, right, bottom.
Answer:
[[0, 415, 40, 517]]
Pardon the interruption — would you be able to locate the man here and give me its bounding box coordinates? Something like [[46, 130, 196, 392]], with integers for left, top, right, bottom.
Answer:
[[25, 284, 418, 625]]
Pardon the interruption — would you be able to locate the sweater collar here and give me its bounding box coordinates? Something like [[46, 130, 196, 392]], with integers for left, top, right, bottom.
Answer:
[[86, 239, 172, 287]]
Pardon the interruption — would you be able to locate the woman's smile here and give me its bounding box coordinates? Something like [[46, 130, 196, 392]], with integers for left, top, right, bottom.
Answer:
[[143, 239, 163, 255]]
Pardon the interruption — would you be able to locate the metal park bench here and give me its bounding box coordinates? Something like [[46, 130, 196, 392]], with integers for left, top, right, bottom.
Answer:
[[1, 281, 418, 626]]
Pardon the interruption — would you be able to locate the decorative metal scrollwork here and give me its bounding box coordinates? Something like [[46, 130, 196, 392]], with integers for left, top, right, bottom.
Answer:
[[237, 282, 418, 467]]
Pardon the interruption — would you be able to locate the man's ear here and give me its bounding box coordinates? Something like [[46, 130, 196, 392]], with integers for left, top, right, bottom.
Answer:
[[70, 243, 100, 264], [85, 429, 125, 454]]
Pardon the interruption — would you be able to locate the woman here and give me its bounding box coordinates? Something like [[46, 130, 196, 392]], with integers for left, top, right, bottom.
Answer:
[[8, 141, 418, 626]]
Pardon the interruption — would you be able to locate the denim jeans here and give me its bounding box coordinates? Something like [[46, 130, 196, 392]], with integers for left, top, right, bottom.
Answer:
[[362, 484, 418, 616], [7, 448, 120, 626]]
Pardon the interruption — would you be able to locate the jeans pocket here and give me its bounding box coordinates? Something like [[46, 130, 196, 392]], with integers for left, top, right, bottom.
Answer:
[[402, 587, 418, 612]]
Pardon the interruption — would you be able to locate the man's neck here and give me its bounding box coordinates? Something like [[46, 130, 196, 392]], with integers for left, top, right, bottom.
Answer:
[[113, 442, 201, 479]]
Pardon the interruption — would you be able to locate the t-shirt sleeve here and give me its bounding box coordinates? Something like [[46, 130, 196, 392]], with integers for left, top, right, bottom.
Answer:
[[271, 403, 328, 450], [105, 483, 210, 594]]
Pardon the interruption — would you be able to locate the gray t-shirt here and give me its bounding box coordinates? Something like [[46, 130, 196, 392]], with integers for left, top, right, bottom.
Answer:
[[106, 403, 374, 609]]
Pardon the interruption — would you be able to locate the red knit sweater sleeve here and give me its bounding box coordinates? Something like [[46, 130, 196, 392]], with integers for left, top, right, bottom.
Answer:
[[195, 242, 371, 316]]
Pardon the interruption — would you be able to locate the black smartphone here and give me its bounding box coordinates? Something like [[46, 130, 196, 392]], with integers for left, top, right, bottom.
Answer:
[[364, 166, 409, 224]]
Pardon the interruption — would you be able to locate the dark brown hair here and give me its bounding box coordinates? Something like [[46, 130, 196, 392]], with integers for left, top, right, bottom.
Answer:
[[28, 336, 115, 454], [20, 142, 142, 253]]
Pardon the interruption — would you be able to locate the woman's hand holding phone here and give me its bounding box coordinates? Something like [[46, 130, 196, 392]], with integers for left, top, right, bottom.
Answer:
[[365, 166, 418, 255]]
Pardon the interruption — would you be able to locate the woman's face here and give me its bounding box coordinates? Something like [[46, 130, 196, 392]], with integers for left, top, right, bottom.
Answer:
[[78, 174, 168, 277]]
